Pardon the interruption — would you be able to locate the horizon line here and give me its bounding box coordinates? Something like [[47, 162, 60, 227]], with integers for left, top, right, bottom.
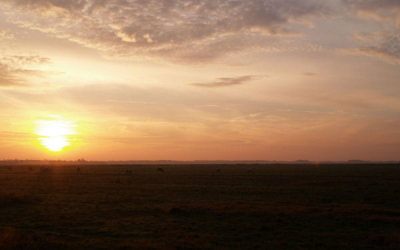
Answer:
[[1, 159, 400, 165]]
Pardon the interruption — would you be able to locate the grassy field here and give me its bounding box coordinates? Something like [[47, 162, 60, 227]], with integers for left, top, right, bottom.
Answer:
[[1, 163, 400, 250]]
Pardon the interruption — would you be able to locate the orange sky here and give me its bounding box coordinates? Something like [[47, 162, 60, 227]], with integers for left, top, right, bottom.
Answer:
[[0, 0, 399, 161]]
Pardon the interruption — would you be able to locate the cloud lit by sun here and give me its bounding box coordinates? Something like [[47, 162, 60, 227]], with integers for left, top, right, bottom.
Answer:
[[35, 117, 77, 152]]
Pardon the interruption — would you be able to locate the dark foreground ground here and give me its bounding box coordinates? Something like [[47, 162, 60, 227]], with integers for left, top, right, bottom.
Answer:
[[1, 163, 400, 250]]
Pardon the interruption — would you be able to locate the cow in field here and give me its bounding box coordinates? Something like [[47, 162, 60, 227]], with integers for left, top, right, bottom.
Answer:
[[157, 168, 164, 173], [216, 168, 221, 173], [247, 168, 254, 173], [125, 169, 132, 175]]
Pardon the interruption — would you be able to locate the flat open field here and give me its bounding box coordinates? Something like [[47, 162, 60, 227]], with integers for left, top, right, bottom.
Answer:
[[1, 163, 400, 250]]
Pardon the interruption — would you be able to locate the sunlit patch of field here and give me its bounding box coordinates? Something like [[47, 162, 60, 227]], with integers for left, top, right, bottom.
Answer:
[[1, 164, 400, 249]]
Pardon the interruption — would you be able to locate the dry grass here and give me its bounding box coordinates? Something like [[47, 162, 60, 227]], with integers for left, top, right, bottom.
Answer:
[[0, 195, 42, 209], [1, 163, 400, 249]]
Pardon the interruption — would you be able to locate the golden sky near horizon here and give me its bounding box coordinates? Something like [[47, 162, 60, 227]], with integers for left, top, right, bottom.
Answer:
[[0, 0, 399, 161]]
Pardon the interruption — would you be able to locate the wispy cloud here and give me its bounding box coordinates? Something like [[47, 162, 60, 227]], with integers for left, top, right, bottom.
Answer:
[[352, 46, 400, 64], [0, 54, 53, 87], [0, 63, 24, 87], [347, 31, 400, 64], [343, 0, 400, 63], [0, 29, 14, 41], [343, 0, 400, 23], [190, 75, 255, 88], [0, 55, 52, 66]]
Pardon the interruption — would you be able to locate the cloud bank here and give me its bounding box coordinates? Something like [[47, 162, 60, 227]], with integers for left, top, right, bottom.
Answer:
[[0, 0, 333, 63], [1, 1, 398, 64]]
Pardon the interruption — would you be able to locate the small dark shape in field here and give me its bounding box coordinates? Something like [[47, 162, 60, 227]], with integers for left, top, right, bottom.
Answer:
[[77, 168, 80, 172], [28, 167, 33, 171], [216, 168, 221, 173], [156, 168, 164, 173], [7, 167, 12, 171]]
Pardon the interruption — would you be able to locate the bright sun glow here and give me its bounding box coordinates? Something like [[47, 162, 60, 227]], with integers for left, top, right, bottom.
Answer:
[[35, 117, 77, 152]]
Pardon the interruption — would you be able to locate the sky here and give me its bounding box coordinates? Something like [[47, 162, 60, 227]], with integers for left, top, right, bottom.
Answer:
[[0, 0, 399, 161]]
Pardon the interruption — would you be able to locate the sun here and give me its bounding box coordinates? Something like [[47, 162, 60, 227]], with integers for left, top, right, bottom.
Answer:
[[35, 117, 77, 152]]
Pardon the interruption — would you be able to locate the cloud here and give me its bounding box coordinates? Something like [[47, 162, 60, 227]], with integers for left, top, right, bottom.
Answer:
[[0, 0, 334, 63], [0, 29, 14, 41], [0, 54, 53, 87], [341, 1, 400, 63], [0, 63, 24, 87], [190, 75, 255, 88], [352, 46, 400, 64], [348, 31, 400, 63], [343, 0, 400, 24], [0, 55, 51, 65]]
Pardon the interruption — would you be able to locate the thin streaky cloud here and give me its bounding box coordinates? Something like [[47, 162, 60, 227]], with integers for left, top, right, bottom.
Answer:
[[0, 63, 25, 87], [190, 75, 256, 88], [343, 0, 400, 20], [0, 54, 54, 87], [107, 100, 158, 105], [352, 47, 400, 64], [303, 72, 318, 76], [348, 32, 400, 64], [0, 55, 52, 66]]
